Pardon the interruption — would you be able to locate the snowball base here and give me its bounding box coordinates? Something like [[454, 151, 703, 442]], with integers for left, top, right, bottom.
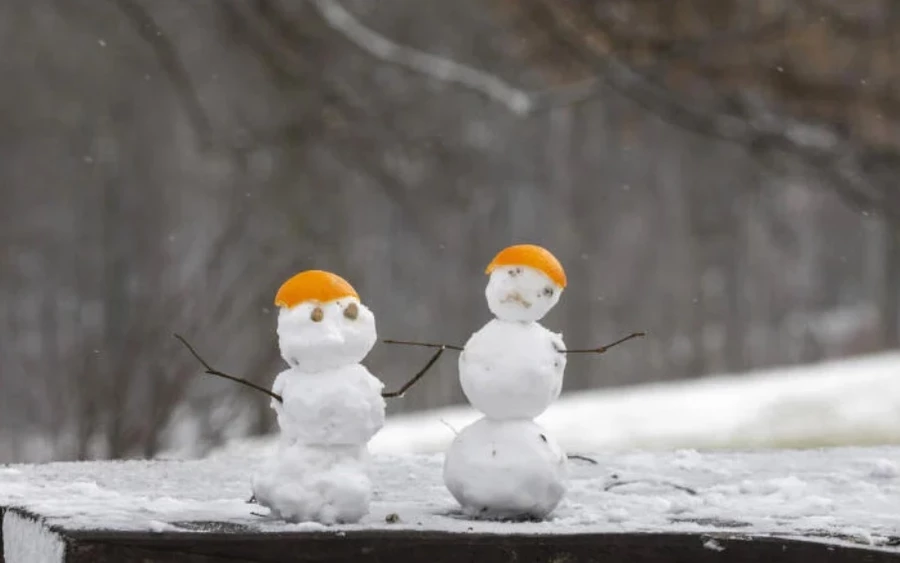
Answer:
[[443, 417, 567, 520], [252, 445, 372, 525]]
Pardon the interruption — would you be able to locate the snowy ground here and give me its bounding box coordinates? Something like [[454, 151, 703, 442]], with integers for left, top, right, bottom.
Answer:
[[4, 447, 900, 552], [6, 352, 900, 556], [205, 351, 900, 460]]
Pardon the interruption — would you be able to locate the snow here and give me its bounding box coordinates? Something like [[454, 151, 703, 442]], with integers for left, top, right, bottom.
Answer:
[[2, 510, 64, 563], [352, 350, 900, 457], [459, 319, 565, 419], [4, 447, 900, 550], [443, 417, 567, 519], [869, 458, 900, 479], [703, 537, 726, 552]]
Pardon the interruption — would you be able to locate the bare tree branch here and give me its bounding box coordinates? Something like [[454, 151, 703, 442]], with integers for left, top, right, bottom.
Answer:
[[512, 0, 900, 222], [110, 0, 214, 149], [308, 0, 533, 114]]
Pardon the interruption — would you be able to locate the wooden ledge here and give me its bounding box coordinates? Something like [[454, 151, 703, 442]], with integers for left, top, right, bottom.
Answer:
[[2, 507, 899, 563], [43, 525, 900, 562]]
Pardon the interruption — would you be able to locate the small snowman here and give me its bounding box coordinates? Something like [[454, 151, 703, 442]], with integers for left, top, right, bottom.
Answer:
[[176, 269, 447, 524], [443, 244, 570, 520], [251, 269, 387, 525]]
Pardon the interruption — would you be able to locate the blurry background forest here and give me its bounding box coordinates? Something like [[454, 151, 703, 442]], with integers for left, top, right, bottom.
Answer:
[[2, 0, 899, 463]]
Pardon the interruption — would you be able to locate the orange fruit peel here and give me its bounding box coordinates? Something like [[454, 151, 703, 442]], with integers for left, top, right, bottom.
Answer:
[[275, 270, 360, 308], [485, 244, 567, 288]]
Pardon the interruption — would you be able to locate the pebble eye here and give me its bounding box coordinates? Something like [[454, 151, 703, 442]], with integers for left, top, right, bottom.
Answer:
[[543, 286, 555, 297], [344, 302, 359, 320], [310, 307, 324, 322]]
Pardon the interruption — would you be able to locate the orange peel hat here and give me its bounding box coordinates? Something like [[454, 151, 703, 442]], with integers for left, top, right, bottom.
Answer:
[[274, 270, 360, 308], [485, 244, 567, 288]]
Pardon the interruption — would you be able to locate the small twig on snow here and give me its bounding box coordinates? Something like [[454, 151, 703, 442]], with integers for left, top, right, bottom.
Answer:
[[567, 454, 598, 464], [439, 418, 460, 436], [173, 333, 283, 403], [604, 478, 698, 496]]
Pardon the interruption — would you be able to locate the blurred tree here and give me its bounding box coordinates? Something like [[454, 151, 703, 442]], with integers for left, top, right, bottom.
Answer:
[[493, 0, 900, 347], [0, 0, 895, 462]]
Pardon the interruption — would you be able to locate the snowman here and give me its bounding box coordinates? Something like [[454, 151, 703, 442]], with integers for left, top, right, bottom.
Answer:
[[175, 268, 446, 524], [443, 244, 570, 520], [251, 269, 387, 525]]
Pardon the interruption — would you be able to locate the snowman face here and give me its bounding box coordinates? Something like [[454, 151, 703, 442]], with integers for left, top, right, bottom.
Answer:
[[276, 297, 377, 372], [485, 265, 562, 322]]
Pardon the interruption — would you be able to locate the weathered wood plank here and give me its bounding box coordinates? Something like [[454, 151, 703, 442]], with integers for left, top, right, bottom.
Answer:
[[0, 506, 5, 563], [63, 530, 900, 563], [1, 507, 69, 563]]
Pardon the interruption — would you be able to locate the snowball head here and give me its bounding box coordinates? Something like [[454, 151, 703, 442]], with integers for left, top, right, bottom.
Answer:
[[485, 265, 563, 322], [253, 444, 373, 525], [277, 297, 377, 373], [443, 417, 568, 520], [460, 319, 566, 419]]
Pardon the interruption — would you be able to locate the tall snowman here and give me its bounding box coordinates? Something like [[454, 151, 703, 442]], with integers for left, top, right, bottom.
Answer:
[[252, 269, 386, 525], [443, 244, 569, 520]]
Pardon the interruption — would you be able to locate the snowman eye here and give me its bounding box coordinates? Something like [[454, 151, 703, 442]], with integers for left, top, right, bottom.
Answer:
[[343, 302, 359, 320], [310, 307, 324, 322], [542, 286, 555, 297]]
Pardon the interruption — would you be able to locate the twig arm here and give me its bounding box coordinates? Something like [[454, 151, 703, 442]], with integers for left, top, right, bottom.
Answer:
[[383, 332, 645, 355], [173, 333, 283, 403], [564, 331, 646, 354], [382, 339, 464, 352], [382, 346, 446, 398]]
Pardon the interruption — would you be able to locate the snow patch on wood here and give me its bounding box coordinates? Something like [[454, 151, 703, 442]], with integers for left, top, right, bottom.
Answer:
[[2, 510, 64, 563]]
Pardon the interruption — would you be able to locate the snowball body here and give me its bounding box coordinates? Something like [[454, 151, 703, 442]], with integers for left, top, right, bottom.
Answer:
[[272, 365, 385, 446], [443, 417, 567, 520], [459, 319, 565, 419]]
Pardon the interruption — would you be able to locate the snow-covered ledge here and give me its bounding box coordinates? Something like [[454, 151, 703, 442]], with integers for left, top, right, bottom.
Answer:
[[3, 447, 900, 562]]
